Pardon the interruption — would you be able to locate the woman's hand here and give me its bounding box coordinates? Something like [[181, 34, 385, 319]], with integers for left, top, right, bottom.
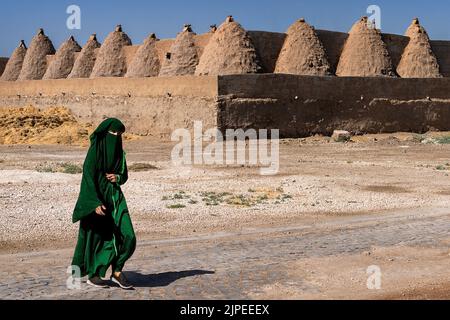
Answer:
[[95, 205, 107, 216], [106, 173, 117, 183]]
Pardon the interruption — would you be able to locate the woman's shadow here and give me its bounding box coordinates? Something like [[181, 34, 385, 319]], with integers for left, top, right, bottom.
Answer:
[[124, 270, 215, 288]]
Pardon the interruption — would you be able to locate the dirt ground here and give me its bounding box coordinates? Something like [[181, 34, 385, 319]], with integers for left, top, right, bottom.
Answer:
[[0, 133, 449, 299]]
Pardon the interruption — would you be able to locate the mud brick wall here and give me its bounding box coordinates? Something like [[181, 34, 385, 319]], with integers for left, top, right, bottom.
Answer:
[[0, 76, 218, 139], [3, 74, 450, 140], [248, 31, 286, 73], [217, 74, 450, 137], [0, 58, 8, 77]]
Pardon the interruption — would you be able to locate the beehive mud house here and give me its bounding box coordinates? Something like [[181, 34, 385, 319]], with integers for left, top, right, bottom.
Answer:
[[2, 17, 450, 140]]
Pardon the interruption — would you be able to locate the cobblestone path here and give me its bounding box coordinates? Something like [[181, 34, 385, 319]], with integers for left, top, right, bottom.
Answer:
[[1, 207, 449, 299]]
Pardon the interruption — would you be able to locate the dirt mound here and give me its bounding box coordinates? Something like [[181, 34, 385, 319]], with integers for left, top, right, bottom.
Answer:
[[275, 18, 332, 76], [336, 17, 395, 77], [397, 18, 442, 78], [0, 106, 92, 145], [126, 33, 161, 78], [68, 34, 101, 79], [18, 29, 56, 80], [159, 25, 199, 76], [1, 40, 27, 81], [90, 25, 132, 78], [43, 36, 81, 79], [195, 16, 262, 76]]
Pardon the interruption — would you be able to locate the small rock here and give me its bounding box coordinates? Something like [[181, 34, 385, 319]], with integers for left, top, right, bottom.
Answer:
[[421, 137, 437, 145], [332, 130, 351, 143]]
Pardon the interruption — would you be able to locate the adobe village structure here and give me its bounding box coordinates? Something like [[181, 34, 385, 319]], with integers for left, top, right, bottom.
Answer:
[[1, 16, 450, 139]]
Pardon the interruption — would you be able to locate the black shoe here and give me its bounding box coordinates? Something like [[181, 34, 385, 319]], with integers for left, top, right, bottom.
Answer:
[[111, 273, 134, 290], [87, 276, 110, 288]]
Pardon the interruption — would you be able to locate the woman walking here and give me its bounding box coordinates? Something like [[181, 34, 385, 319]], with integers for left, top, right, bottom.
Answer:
[[71, 118, 136, 289]]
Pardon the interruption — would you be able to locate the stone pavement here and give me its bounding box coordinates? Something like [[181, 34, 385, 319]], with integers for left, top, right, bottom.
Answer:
[[1, 207, 449, 299]]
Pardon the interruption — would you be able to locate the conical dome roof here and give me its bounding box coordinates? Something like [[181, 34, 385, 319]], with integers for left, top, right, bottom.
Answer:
[[336, 17, 395, 77], [1, 40, 27, 81], [195, 16, 262, 75], [90, 25, 132, 78], [18, 28, 56, 80], [405, 18, 422, 38], [126, 33, 161, 78], [275, 18, 332, 76], [43, 36, 81, 79], [68, 34, 101, 79], [159, 25, 199, 76], [397, 18, 442, 78]]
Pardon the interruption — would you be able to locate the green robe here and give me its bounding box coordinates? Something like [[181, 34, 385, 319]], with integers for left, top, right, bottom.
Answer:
[[71, 118, 136, 278]]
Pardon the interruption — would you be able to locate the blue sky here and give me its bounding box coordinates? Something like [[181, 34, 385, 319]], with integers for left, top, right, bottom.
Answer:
[[1, 0, 450, 56]]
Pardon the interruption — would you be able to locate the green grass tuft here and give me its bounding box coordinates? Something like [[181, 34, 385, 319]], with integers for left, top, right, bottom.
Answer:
[[166, 204, 186, 209], [128, 163, 158, 172], [435, 136, 450, 144]]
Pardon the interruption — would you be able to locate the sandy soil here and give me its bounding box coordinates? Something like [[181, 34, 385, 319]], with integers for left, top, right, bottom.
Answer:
[[1, 133, 449, 299], [248, 245, 450, 300], [2, 132, 450, 251]]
